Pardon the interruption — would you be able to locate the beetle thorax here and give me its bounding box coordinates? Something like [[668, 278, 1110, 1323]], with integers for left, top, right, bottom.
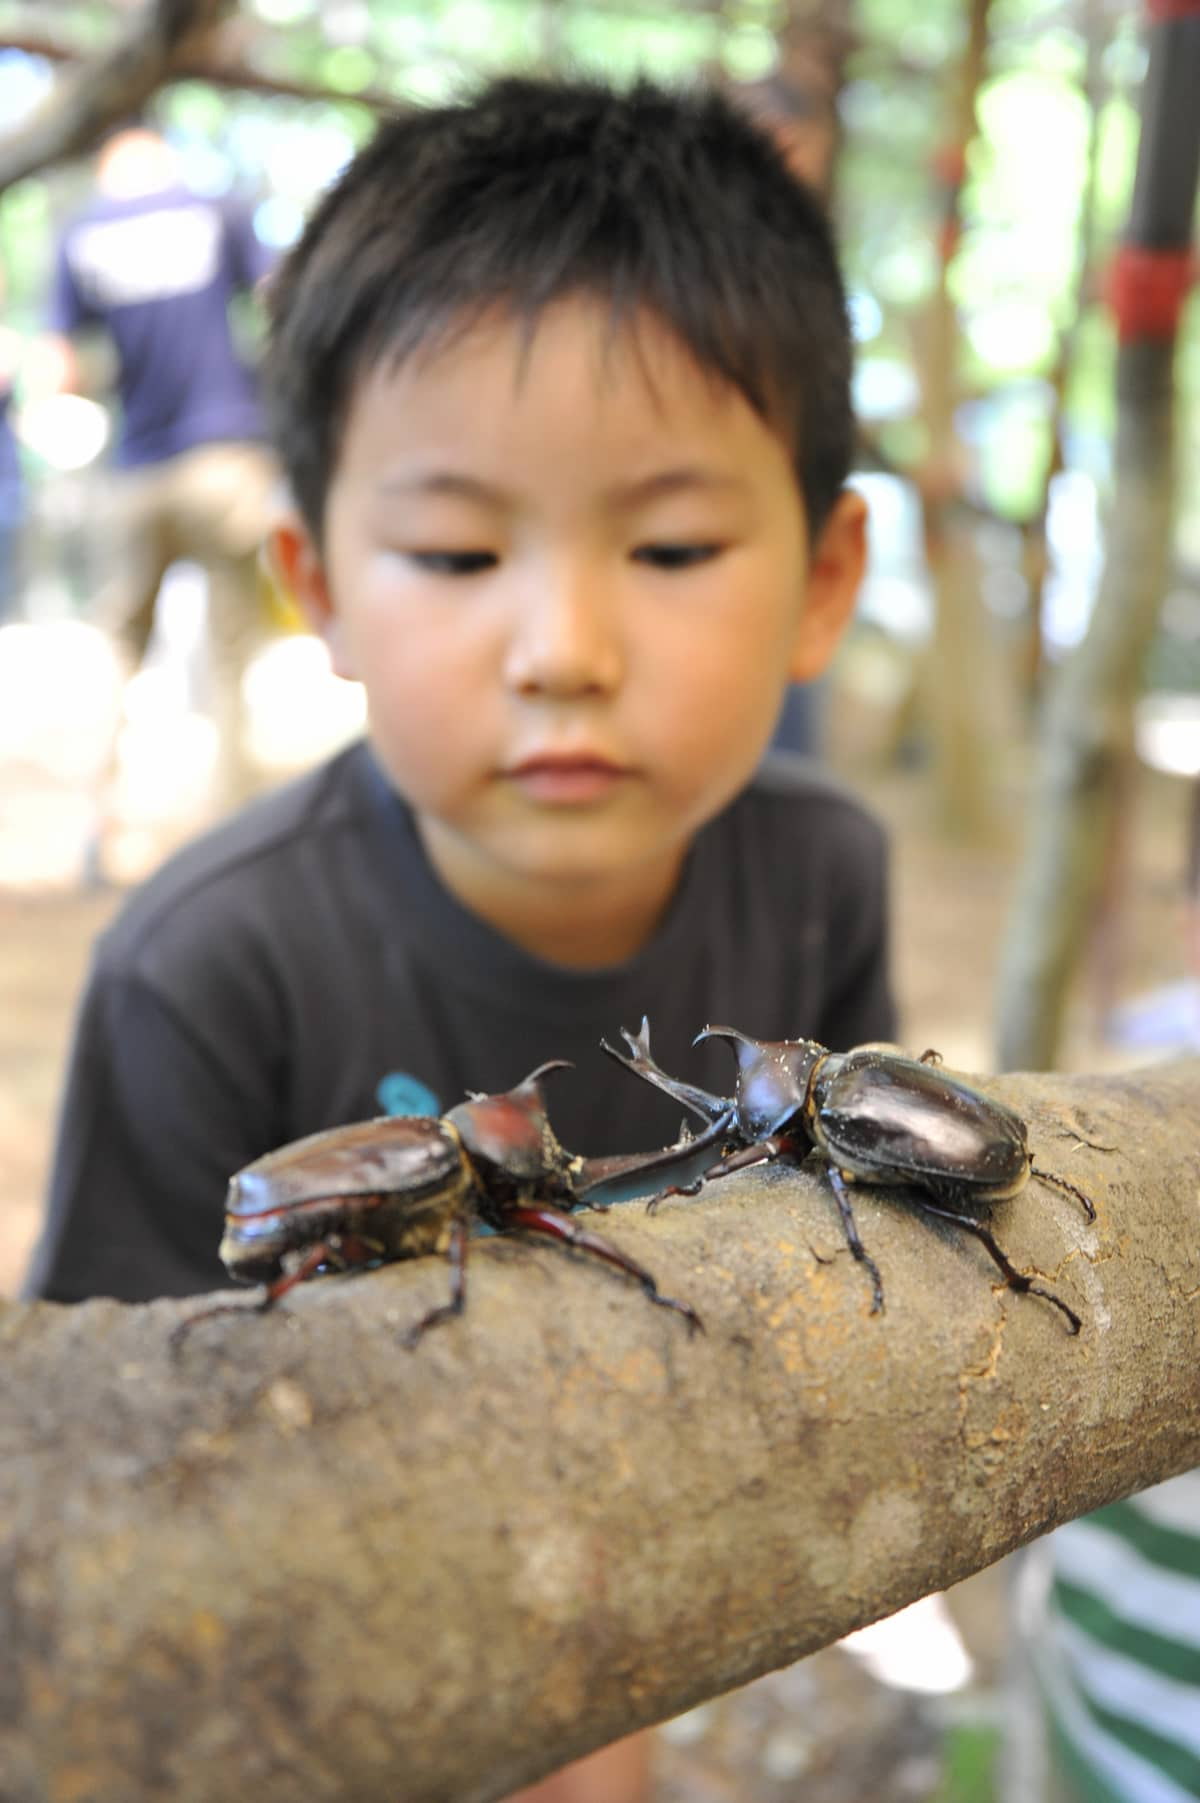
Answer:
[[735, 1041, 827, 1141]]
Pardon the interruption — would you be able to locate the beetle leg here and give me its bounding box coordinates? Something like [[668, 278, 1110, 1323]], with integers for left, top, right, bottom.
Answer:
[[644, 1131, 779, 1214], [913, 1199, 1082, 1334], [261, 1239, 338, 1301], [705, 1135, 786, 1177], [825, 1167, 886, 1314], [400, 1215, 469, 1349], [1029, 1162, 1097, 1223], [644, 1176, 704, 1213], [918, 1048, 944, 1065], [644, 1177, 704, 1213], [502, 1204, 703, 1334], [169, 1239, 335, 1355]]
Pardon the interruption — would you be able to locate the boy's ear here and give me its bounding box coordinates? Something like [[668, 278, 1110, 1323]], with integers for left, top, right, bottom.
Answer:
[[266, 513, 357, 681], [787, 487, 869, 684]]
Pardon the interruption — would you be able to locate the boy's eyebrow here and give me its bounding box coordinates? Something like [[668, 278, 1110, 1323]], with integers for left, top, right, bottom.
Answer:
[[375, 471, 506, 504], [608, 467, 748, 505], [375, 466, 747, 506]]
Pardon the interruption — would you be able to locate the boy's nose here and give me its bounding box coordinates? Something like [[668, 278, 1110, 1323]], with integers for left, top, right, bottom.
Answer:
[[502, 569, 622, 699]]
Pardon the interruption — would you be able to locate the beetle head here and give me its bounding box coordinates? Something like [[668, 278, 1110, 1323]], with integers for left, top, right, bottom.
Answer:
[[445, 1061, 575, 1192], [696, 1026, 827, 1140]]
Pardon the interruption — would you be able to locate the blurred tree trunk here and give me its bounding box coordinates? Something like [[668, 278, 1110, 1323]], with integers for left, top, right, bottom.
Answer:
[[3, 1059, 1198, 1803], [912, 0, 996, 837], [1019, 0, 1110, 698], [734, 2, 856, 198], [1187, 777, 1200, 976], [995, 2, 1200, 1071]]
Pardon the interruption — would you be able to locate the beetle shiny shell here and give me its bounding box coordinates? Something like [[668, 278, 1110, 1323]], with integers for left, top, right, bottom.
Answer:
[[808, 1050, 1031, 1205], [602, 1018, 1089, 1332], [219, 1114, 470, 1283], [171, 1059, 705, 1350]]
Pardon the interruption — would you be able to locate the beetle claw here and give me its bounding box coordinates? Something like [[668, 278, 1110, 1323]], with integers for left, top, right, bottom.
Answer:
[[399, 1301, 462, 1349], [645, 1176, 704, 1214], [1030, 1161, 1097, 1223], [168, 1293, 271, 1358]]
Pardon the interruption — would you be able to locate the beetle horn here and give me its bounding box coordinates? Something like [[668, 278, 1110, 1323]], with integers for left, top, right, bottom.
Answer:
[[518, 1059, 575, 1089], [694, 1025, 757, 1060]]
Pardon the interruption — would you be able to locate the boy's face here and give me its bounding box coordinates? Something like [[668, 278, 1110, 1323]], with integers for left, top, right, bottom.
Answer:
[[274, 298, 865, 956]]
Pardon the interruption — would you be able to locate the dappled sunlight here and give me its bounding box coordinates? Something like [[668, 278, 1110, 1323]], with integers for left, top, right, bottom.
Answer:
[[840, 1593, 976, 1696], [0, 619, 121, 779], [242, 632, 367, 771], [1136, 693, 1200, 780], [15, 393, 110, 472], [0, 593, 364, 892]]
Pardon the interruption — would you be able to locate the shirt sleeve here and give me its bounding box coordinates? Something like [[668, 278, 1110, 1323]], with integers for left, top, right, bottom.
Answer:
[[45, 229, 93, 336], [22, 967, 276, 1304], [222, 197, 275, 294]]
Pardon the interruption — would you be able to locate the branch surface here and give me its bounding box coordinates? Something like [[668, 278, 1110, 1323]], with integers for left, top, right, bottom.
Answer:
[[2, 1060, 1198, 1802]]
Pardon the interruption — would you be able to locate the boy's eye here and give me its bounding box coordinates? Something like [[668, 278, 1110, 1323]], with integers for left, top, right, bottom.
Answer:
[[633, 543, 722, 570], [409, 550, 497, 575]]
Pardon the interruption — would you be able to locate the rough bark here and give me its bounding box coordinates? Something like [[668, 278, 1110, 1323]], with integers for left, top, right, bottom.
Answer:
[[2, 1060, 1198, 1803]]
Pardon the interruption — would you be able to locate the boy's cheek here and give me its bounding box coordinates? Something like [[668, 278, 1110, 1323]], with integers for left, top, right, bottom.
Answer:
[[361, 691, 471, 799]]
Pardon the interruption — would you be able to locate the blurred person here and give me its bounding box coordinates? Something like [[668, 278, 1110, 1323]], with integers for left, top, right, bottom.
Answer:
[[39, 117, 280, 849], [1007, 1470, 1200, 1803], [1026, 815, 1200, 1803], [1003, 800, 1200, 1803], [25, 76, 893, 1802]]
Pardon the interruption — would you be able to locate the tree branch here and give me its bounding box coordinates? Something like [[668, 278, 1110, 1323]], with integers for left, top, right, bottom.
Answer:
[[2, 1060, 1198, 1802], [0, 23, 399, 133], [0, 0, 231, 195]]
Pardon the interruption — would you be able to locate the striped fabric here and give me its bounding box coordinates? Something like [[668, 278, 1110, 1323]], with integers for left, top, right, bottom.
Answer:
[[1036, 1472, 1200, 1802]]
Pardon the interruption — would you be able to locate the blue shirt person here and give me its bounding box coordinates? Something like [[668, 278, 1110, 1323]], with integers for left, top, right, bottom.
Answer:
[[42, 122, 281, 843]]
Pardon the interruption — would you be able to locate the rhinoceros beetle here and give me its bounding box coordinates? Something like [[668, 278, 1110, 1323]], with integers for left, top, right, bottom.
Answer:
[[601, 1020, 1094, 1334], [172, 1061, 721, 1351]]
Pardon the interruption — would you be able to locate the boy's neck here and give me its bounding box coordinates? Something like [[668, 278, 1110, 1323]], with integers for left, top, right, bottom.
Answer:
[[415, 817, 686, 970]]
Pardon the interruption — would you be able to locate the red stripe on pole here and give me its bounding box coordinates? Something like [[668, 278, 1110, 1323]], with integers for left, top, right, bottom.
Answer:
[[1146, 0, 1200, 19], [931, 144, 967, 189], [1107, 245, 1196, 340]]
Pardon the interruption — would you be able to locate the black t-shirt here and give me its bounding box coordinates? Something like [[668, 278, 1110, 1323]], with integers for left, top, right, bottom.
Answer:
[[25, 741, 895, 1303]]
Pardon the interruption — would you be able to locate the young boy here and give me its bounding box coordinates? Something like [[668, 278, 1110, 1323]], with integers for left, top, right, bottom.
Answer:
[[25, 73, 894, 1801]]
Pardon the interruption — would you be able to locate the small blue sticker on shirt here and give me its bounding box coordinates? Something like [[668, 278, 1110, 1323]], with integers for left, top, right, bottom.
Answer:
[[376, 1071, 440, 1118]]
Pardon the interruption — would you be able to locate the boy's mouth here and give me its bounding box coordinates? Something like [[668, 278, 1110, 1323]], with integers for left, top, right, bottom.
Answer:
[[503, 752, 634, 804]]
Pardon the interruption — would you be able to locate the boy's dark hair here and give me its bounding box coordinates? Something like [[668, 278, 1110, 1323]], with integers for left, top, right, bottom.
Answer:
[[265, 74, 854, 546]]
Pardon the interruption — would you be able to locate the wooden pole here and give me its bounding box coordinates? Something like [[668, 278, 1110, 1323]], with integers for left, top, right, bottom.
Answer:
[[995, 0, 1200, 1069]]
